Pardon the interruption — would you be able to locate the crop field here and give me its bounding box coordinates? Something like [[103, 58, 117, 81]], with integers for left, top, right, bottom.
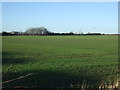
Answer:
[[2, 35, 118, 88]]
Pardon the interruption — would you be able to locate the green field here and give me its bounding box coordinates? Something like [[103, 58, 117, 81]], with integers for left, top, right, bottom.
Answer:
[[2, 35, 118, 88]]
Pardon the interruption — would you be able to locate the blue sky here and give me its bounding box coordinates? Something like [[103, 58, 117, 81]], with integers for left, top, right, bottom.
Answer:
[[2, 2, 118, 34]]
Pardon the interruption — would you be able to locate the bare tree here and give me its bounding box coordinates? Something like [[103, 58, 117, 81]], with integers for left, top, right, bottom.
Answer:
[[25, 27, 50, 35]]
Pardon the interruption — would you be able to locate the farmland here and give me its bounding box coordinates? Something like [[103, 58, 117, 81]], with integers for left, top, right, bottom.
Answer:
[[2, 35, 118, 88]]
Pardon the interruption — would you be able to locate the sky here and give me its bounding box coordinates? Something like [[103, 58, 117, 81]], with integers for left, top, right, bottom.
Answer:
[[2, 2, 118, 34]]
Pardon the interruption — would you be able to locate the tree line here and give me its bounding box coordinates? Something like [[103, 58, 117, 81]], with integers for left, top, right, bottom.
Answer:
[[1, 27, 103, 36]]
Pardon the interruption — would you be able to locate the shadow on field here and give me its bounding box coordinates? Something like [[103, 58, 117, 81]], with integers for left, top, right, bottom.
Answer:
[[2, 52, 118, 89], [2, 51, 34, 65], [2, 69, 104, 88]]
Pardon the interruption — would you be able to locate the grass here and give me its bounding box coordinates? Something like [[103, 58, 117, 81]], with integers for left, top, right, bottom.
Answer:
[[2, 35, 118, 88]]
